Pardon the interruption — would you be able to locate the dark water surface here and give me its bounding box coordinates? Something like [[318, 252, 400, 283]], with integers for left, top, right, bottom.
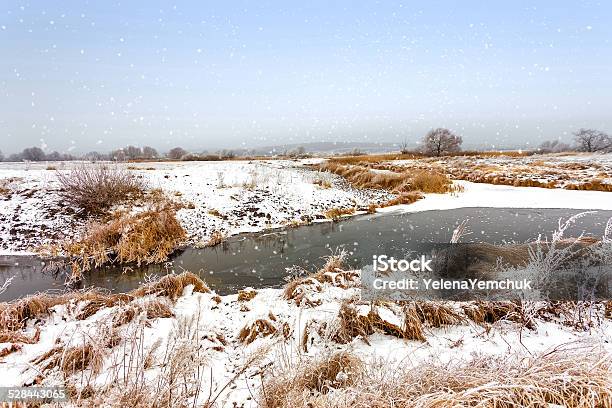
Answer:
[[1, 208, 611, 301]]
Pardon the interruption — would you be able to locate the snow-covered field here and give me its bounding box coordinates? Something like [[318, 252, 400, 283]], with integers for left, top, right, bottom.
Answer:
[[0, 160, 390, 254], [1, 155, 611, 406], [1, 268, 610, 407], [1, 155, 612, 255], [388, 152, 612, 190]]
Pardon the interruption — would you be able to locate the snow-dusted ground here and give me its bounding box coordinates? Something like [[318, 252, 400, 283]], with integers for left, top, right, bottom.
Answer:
[[1, 156, 611, 406], [1, 274, 610, 406], [378, 179, 612, 214], [389, 152, 612, 189], [0, 160, 390, 254], [1, 156, 611, 255]]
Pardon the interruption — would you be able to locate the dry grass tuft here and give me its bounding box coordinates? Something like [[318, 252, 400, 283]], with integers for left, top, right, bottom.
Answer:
[[0, 327, 40, 344], [283, 250, 357, 306], [143, 298, 174, 319], [413, 301, 464, 327], [0, 293, 68, 331], [131, 271, 210, 300], [207, 208, 223, 217], [261, 351, 362, 407], [317, 161, 456, 202], [65, 206, 186, 274], [324, 207, 355, 220], [57, 164, 145, 214], [401, 170, 452, 193], [261, 348, 611, 408], [238, 319, 278, 344], [33, 342, 104, 377], [462, 301, 523, 325], [332, 303, 426, 344], [204, 230, 226, 247], [76, 293, 134, 320], [379, 191, 423, 208], [238, 288, 257, 302]]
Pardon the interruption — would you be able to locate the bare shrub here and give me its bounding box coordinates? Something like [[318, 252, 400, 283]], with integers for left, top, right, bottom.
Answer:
[[57, 164, 145, 214]]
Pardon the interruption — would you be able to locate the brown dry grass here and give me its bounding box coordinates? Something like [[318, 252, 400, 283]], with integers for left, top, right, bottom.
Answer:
[[0, 327, 40, 344], [76, 292, 134, 320], [324, 207, 356, 220], [261, 351, 362, 407], [318, 161, 455, 196], [283, 250, 357, 305], [332, 303, 426, 344], [261, 347, 611, 408], [238, 289, 257, 302], [462, 301, 523, 326], [64, 206, 186, 275], [207, 208, 223, 217], [204, 230, 225, 247], [413, 301, 464, 327], [57, 164, 145, 214], [32, 342, 104, 377], [326, 150, 530, 166], [131, 271, 210, 300], [238, 318, 290, 344], [378, 191, 423, 208], [0, 293, 69, 331], [565, 179, 612, 192], [0, 271, 208, 341]]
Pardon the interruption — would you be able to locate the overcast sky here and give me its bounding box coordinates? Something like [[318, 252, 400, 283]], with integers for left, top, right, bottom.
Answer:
[[1, 1, 611, 154]]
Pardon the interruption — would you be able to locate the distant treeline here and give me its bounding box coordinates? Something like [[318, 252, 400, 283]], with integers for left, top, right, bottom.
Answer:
[[0, 144, 313, 162], [1, 128, 610, 162]]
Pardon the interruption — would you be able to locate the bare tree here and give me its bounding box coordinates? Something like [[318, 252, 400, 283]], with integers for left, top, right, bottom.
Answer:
[[420, 128, 463, 156], [112, 148, 127, 161], [399, 139, 410, 154], [167, 147, 188, 160], [124, 145, 143, 159], [0, 150, 4, 161], [84, 151, 109, 162], [538, 140, 571, 153], [573, 128, 611, 152], [21, 146, 46, 161], [142, 146, 159, 159]]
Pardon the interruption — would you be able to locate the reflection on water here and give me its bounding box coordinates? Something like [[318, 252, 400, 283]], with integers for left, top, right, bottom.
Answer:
[[1, 207, 611, 300]]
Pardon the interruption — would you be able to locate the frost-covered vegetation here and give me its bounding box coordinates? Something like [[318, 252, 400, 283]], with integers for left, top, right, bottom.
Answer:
[[0, 220, 611, 407]]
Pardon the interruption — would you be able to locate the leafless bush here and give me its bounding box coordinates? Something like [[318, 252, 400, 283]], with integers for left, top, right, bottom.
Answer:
[[57, 164, 145, 214]]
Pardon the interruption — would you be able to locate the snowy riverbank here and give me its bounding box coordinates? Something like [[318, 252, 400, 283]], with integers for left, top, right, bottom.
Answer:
[[2, 157, 612, 256]]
